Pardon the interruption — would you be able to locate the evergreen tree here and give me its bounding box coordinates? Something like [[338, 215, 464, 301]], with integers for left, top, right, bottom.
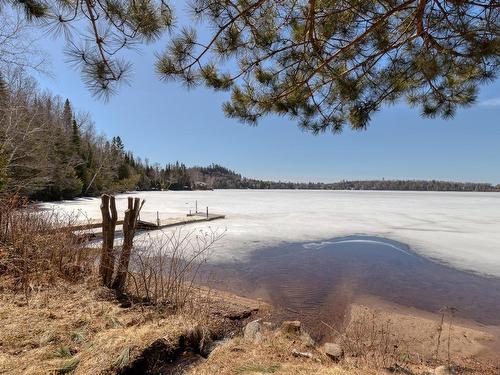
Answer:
[[113, 136, 124, 153], [62, 99, 72, 131], [71, 120, 80, 150]]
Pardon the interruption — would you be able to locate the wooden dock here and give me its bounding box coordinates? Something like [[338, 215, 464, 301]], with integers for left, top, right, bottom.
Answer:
[[136, 213, 226, 230], [66, 212, 225, 241]]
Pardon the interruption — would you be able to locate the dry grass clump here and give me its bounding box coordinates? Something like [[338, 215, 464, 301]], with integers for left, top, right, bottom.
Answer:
[[0, 193, 94, 296], [0, 279, 199, 375], [337, 310, 407, 369], [188, 328, 374, 375]]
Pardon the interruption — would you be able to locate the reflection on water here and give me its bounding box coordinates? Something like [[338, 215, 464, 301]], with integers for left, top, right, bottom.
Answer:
[[209, 236, 500, 338]]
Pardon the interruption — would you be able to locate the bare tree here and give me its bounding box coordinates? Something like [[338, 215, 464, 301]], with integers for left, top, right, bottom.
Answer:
[[0, 68, 49, 192], [0, 10, 47, 73]]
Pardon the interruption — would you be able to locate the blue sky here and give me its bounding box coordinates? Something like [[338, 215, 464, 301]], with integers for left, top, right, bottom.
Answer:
[[32, 8, 500, 184]]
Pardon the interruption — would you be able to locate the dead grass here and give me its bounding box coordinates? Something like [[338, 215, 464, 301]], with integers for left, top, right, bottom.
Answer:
[[0, 274, 273, 375], [188, 329, 375, 375], [0, 193, 94, 296], [1, 276, 497, 375], [0, 279, 198, 374]]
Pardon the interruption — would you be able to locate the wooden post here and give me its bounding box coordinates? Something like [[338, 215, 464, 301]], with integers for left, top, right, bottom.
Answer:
[[99, 194, 118, 287], [156, 211, 160, 226], [195, 200, 198, 213], [112, 197, 145, 293], [206, 206, 208, 218]]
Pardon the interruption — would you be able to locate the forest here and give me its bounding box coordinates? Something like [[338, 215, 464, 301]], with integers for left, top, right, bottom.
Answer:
[[1, 69, 498, 202]]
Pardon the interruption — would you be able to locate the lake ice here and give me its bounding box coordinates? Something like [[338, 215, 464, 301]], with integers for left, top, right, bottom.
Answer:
[[44, 190, 500, 278]]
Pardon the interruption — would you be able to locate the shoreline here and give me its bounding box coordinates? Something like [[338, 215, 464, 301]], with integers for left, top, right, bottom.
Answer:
[[1, 273, 498, 374]]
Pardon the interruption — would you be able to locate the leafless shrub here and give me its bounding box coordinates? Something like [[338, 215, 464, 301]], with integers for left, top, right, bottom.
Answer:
[[0, 193, 96, 296], [338, 312, 407, 369], [126, 227, 224, 311]]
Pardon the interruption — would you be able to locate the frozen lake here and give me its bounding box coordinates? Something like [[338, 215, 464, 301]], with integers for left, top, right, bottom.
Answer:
[[44, 190, 500, 278]]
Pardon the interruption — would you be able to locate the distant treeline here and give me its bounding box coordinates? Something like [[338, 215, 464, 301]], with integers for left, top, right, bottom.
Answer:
[[140, 164, 499, 192], [234, 178, 500, 192], [1, 70, 498, 201]]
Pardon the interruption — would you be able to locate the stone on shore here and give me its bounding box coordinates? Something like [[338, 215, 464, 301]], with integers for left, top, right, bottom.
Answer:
[[292, 349, 313, 359], [322, 342, 344, 361], [243, 320, 262, 343], [299, 331, 315, 347]]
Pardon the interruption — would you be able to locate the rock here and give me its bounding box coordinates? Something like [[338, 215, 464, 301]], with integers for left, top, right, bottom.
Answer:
[[243, 319, 262, 343], [299, 331, 315, 347], [292, 349, 313, 359], [280, 320, 302, 335], [434, 366, 453, 375], [322, 342, 344, 361]]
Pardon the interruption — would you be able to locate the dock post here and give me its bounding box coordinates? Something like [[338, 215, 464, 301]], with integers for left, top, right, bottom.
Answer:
[[157, 211, 160, 226], [206, 206, 208, 218], [195, 200, 198, 213]]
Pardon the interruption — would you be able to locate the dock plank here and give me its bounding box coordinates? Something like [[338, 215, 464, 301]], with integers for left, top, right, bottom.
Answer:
[[67, 212, 225, 241]]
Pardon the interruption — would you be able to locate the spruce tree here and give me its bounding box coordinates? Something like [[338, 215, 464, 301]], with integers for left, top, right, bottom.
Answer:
[[62, 99, 73, 131], [71, 120, 80, 150], [114, 136, 124, 153]]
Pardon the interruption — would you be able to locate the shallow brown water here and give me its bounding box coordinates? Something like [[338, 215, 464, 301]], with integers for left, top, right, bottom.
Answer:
[[208, 236, 500, 338]]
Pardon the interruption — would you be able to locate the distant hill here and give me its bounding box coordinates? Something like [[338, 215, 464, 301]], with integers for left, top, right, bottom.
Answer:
[[181, 164, 499, 192]]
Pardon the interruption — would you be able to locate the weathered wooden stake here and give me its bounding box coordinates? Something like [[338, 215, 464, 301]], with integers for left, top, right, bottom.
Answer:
[[206, 206, 208, 218], [99, 194, 117, 287], [112, 197, 145, 293]]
